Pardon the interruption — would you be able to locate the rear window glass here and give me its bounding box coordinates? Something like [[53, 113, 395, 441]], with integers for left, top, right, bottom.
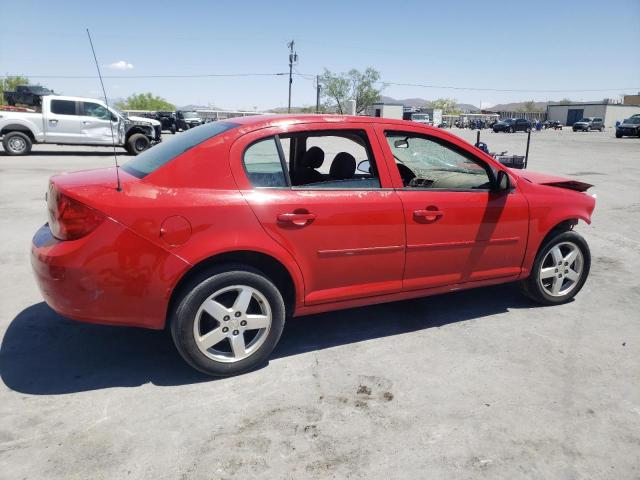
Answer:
[[51, 100, 76, 115], [122, 122, 238, 178]]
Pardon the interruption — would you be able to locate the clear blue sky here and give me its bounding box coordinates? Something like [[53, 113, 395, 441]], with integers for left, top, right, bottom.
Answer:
[[1, 0, 639, 110]]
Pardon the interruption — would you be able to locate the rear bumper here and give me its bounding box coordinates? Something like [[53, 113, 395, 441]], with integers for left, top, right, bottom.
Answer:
[[31, 220, 189, 329]]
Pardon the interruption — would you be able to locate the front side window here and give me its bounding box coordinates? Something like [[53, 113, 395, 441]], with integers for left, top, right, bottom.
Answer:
[[385, 132, 493, 190], [243, 137, 287, 188], [82, 102, 110, 120], [50, 100, 77, 115]]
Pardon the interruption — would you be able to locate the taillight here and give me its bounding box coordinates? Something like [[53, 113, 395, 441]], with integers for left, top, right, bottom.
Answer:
[[47, 183, 105, 240]]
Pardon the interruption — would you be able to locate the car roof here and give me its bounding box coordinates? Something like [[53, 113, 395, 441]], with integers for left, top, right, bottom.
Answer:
[[225, 114, 441, 132]]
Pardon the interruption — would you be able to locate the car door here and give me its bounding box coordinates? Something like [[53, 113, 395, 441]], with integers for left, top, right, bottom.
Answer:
[[45, 99, 85, 144], [374, 124, 529, 291], [230, 123, 406, 306], [79, 101, 119, 145]]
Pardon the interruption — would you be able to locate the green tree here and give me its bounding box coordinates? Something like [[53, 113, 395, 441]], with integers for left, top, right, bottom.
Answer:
[[115, 92, 175, 111], [428, 98, 460, 114], [0, 75, 30, 105], [319, 67, 383, 114]]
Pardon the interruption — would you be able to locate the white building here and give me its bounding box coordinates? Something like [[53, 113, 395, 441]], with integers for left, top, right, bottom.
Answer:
[[546, 102, 640, 128]]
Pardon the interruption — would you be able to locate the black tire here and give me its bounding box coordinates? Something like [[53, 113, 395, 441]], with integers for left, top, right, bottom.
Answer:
[[586, 126, 591, 132], [520, 230, 591, 305], [170, 265, 286, 377], [616, 131, 623, 138], [509, 126, 515, 133], [2, 131, 32, 155], [170, 126, 176, 134], [126, 133, 150, 155]]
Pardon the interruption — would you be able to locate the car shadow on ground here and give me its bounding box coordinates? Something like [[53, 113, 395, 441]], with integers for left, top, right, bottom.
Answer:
[[0, 283, 540, 395], [0, 151, 124, 157]]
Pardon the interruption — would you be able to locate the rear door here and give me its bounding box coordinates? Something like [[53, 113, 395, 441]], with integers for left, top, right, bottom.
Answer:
[[45, 99, 85, 144], [230, 123, 406, 306]]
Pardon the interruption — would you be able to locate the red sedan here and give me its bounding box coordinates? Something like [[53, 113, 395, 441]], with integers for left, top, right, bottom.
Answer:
[[31, 115, 596, 376]]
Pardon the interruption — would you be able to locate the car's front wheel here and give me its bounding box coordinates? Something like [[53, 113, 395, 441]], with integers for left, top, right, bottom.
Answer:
[[520, 230, 590, 305], [170, 265, 286, 376]]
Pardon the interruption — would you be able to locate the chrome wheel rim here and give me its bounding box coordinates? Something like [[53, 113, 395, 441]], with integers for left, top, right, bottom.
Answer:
[[539, 242, 584, 297], [8, 136, 26, 152], [193, 285, 272, 363]]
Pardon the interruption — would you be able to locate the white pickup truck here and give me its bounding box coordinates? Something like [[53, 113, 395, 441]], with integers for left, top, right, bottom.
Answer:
[[0, 95, 161, 155]]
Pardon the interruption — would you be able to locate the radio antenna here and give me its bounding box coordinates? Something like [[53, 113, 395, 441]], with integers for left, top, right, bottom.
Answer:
[[86, 28, 122, 192]]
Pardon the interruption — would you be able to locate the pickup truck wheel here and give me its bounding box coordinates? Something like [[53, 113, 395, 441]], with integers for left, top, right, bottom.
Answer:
[[126, 133, 150, 155], [520, 230, 590, 305], [170, 265, 286, 377], [2, 132, 32, 155]]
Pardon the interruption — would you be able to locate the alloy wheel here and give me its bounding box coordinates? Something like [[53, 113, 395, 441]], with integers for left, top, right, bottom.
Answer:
[[8, 136, 26, 153], [192, 285, 272, 363], [538, 241, 584, 297]]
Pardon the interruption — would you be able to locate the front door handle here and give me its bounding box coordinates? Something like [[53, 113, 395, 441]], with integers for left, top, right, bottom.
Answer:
[[82, 121, 91, 125], [277, 212, 316, 226], [48, 119, 58, 126], [413, 209, 444, 222]]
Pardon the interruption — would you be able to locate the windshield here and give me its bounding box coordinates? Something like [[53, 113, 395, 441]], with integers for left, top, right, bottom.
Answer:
[[502, 119, 514, 124], [578, 118, 593, 122], [182, 111, 199, 119], [412, 114, 428, 120], [122, 121, 238, 178], [625, 117, 640, 124]]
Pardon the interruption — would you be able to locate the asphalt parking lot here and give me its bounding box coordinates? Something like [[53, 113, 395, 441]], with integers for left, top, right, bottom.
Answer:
[[1, 127, 639, 479]]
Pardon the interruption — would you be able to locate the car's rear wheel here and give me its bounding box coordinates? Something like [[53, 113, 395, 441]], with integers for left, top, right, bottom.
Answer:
[[170, 265, 286, 377], [520, 230, 590, 305], [2, 131, 32, 155]]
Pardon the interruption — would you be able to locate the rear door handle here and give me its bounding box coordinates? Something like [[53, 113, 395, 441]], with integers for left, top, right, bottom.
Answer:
[[277, 212, 316, 226], [82, 121, 91, 125], [413, 209, 444, 222]]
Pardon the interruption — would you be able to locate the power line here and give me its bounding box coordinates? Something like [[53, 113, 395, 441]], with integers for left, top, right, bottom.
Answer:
[[2, 71, 636, 94], [0, 72, 288, 79], [382, 81, 639, 93]]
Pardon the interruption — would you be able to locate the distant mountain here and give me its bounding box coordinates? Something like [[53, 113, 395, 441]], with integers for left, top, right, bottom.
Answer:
[[485, 101, 549, 112], [379, 96, 479, 113]]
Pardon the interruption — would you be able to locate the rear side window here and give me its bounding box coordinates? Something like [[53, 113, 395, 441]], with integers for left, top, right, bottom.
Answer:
[[50, 100, 77, 115], [122, 121, 238, 178], [244, 138, 287, 188]]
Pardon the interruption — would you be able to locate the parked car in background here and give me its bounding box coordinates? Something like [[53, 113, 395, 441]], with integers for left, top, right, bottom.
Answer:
[[0, 95, 161, 155], [492, 118, 532, 133], [31, 114, 596, 377], [615, 117, 640, 138], [572, 117, 604, 132], [544, 120, 563, 130], [403, 112, 431, 125], [175, 110, 203, 131], [3, 85, 55, 107], [155, 111, 177, 134]]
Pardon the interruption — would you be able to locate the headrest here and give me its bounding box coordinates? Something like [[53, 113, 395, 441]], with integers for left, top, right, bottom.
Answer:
[[300, 146, 324, 169], [330, 152, 356, 180]]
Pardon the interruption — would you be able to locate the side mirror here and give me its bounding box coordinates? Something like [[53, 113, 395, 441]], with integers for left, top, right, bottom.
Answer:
[[394, 138, 409, 149], [357, 160, 371, 174], [496, 170, 511, 192]]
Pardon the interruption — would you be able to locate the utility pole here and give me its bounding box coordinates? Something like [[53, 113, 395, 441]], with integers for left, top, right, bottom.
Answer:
[[287, 40, 297, 113], [316, 74, 321, 113]]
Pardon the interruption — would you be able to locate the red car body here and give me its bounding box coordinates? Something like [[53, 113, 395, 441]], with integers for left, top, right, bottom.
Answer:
[[31, 115, 596, 330]]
